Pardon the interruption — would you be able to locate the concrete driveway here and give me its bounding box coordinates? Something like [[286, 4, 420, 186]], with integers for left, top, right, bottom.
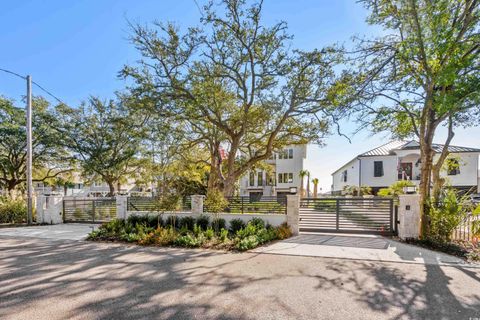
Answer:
[[0, 236, 479, 320], [252, 233, 469, 266], [0, 223, 97, 241]]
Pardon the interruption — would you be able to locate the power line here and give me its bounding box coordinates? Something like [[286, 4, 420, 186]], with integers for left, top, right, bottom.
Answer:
[[0, 67, 66, 104]]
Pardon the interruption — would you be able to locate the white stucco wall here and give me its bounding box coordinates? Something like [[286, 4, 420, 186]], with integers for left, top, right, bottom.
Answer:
[[439, 152, 479, 187], [332, 158, 360, 192], [359, 156, 398, 188]]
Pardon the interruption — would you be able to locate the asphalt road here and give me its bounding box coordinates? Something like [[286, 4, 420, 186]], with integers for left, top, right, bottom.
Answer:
[[0, 236, 479, 320]]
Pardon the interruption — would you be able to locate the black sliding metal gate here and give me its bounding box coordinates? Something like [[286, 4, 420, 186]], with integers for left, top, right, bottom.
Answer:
[[299, 197, 397, 235]]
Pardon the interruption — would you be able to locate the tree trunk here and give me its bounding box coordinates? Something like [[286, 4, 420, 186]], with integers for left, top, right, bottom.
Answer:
[[306, 173, 310, 197], [313, 184, 318, 198], [418, 134, 435, 238], [107, 181, 115, 197]]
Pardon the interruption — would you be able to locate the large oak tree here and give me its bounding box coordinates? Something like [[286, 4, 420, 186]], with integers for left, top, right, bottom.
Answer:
[[339, 0, 480, 236], [0, 96, 69, 196], [121, 0, 340, 196]]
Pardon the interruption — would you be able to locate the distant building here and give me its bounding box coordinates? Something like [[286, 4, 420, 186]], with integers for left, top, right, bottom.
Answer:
[[332, 140, 480, 195], [239, 145, 307, 199]]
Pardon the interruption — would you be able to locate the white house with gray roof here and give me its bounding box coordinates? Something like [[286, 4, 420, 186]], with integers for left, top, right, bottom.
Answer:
[[332, 141, 480, 195]]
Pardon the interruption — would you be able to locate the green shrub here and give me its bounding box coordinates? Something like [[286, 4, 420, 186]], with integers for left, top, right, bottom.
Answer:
[[205, 227, 215, 240], [236, 235, 259, 251], [212, 217, 226, 231], [229, 218, 246, 233], [196, 215, 210, 230], [204, 189, 228, 213], [378, 181, 415, 197], [429, 189, 467, 242], [219, 228, 229, 241], [236, 223, 258, 239], [0, 198, 27, 224], [175, 234, 201, 247], [249, 217, 265, 229], [179, 216, 195, 231]]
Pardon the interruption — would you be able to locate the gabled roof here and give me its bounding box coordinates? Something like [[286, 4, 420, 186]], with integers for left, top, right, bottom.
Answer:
[[359, 140, 480, 157], [332, 140, 480, 175]]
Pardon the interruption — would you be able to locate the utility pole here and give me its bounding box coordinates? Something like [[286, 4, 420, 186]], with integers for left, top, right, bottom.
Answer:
[[26, 75, 33, 225]]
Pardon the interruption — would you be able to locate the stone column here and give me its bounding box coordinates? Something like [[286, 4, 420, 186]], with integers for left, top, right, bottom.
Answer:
[[36, 195, 47, 224], [38, 195, 63, 224], [191, 195, 204, 215], [398, 194, 421, 240], [116, 195, 128, 220], [286, 194, 299, 236]]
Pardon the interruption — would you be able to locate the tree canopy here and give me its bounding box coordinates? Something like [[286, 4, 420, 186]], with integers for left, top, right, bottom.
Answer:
[[55, 97, 147, 196], [121, 0, 340, 195], [0, 96, 69, 195]]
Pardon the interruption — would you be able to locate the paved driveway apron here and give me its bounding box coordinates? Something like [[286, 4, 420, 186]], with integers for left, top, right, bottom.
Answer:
[[0, 224, 97, 241], [252, 233, 469, 266]]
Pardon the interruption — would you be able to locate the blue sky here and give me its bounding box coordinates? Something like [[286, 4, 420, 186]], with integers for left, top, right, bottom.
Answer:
[[1, 0, 479, 192]]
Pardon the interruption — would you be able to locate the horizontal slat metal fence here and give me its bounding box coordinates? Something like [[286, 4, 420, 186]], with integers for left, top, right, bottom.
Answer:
[[452, 213, 479, 242], [127, 196, 192, 212], [204, 196, 287, 215], [300, 197, 395, 234], [63, 198, 116, 223]]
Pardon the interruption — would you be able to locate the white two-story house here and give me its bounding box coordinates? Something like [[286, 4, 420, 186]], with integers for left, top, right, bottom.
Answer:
[[239, 145, 307, 199], [332, 140, 480, 195]]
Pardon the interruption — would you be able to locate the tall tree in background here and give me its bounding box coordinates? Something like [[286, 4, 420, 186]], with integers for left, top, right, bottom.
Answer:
[[341, 0, 480, 236], [121, 0, 340, 196], [55, 97, 147, 196], [0, 96, 69, 196]]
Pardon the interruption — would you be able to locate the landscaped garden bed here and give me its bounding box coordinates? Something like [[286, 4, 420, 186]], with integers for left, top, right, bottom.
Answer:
[[88, 214, 292, 251]]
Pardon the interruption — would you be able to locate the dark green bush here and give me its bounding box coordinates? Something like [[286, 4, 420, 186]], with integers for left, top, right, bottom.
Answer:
[[249, 217, 265, 229], [179, 216, 195, 231], [212, 217, 226, 231], [0, 198, 27, 224], [229, 218, 246, 233], [196, 214, 210, 230]]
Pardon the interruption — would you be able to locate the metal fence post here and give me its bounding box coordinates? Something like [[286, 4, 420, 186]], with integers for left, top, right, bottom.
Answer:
[[335, 199, 340, 230], [241, 197, 244, 214], [92, 200, 96, 223]]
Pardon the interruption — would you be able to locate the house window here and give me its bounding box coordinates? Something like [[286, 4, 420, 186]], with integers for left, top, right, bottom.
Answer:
[[374, 161, 384, 177], [257, 172, 263, 186], [447, 159, 460, 175], [278, 149, 293, 159], [288, 173, 293, 183], [249, 172, 255, 186], [342, 170, 348, 182], [278, 173, 283, 183], [266, 172, 275, 186]]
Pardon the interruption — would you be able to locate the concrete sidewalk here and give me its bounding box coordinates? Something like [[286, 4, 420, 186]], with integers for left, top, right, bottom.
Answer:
[[0, 224, 97, 241], [252, 233, 473, 266]]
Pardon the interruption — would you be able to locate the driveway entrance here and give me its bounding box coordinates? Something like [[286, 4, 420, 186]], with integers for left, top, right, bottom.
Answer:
[[0, 224, 97, 241], [299, 197, 396, 235], [252, 233, 468, 265]]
